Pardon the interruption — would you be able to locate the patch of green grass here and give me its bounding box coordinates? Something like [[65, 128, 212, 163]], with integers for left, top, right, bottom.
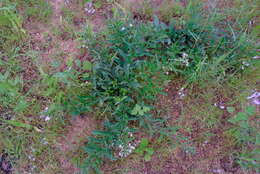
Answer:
[[226, 105, 259, 171], [0, 0, 26, 52], [157, 0, 184, 22], [120, 0, 153, 19], [184, 91, 223, 129], [16, 0, 53, 23], [61, 6, 76, 25], [0, 46, 66, 172]]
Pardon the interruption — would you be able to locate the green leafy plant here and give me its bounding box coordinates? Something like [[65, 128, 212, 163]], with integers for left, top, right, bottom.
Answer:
[[135, 138, 154, 161], [131, 104, 150, 116], [228, 105, 257, 143], [227, 105, 259, 171], [16, 0, 52, 23], [73, 8, 257, 172]]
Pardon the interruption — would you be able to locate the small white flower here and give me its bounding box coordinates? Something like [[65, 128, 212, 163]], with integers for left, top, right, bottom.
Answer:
[[178, 88, 185, 98], [212, 169, 224, 173], [219, 105, 225, 109], [247, 91, 260, 105], [28, 155, 36, 161], [182, 52, 188, 58], [121, 27, 126, 31], [130, 145, 135, 150], [252, 56, 260, 59], [247, 92, 260, 99], [129, 23, 133, 27], [84, 2, 95, 14], [45, 116, 51, 121], [41, 138, 48, 145], [118, 152, 123, 157], [65, 0, 70, 5], [253, 98, 260, 105], [242, 61, 250, 66]]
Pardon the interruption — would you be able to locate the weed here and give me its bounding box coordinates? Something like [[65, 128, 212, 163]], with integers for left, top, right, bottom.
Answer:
[[120, 0, 153, 19], [72, 5, 258, 171], [18, 0, 52, 23], [158, 0, 184, 22], [0, 0, 25, 51], [0, 0, 258, 173], [135, 138, 154, 161], [226, 105, 259, 171]]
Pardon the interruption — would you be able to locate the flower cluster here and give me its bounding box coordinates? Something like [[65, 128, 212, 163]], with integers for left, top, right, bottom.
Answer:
[[116, 132, 139, 158], [241, 61, 250, 70], [247, 91, 260, 105], [181, 52, 189, 67], [178, 87, 186, 98], [84, 2, 95, 15], [214, 102, 225, 109], [120, 23, 134, 31], [118, 142, 138, 158], [39, 107, 51, 122]]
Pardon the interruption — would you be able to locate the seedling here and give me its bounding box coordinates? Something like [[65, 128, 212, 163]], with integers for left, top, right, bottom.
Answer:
[[135, 138, 154, 161], [131, 104, 150, 116]]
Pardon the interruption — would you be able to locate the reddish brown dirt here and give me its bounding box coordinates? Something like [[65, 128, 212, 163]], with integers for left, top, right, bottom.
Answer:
[[24, 0, 87, 72], [57, 116, 98, 173]]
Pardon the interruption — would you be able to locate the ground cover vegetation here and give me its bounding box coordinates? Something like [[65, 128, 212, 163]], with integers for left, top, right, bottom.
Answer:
[[0, 0, 259, 173]]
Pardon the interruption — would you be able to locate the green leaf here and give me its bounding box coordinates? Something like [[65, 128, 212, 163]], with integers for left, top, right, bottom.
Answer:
[[139, 138, 149, 148], [92, 130, 113, 137], [66, 57, 73, 67], [245, 106, 256, 116], [144, 154, 151, 161], [14, 99, 28, 113], [146, 148, 154, 155], [142, 106, 150, 113], [131, 104, 150, 116], [75, 59, 81, 67], [153, 15, 160, 28], [239, 120, 249, 128], [227, 106, 235, 113], [51, 60, 61, 68], [0, 15, 11, 26], [94, 1, 102, 9], [83, 61, 92, 70], [5, 120, 32, 129], [256, 133, 260, 145], [228, 112, 247, 123], [131, 104, 140, 115], [135, 148, 143, 155], [236, 112, 248, 120]]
